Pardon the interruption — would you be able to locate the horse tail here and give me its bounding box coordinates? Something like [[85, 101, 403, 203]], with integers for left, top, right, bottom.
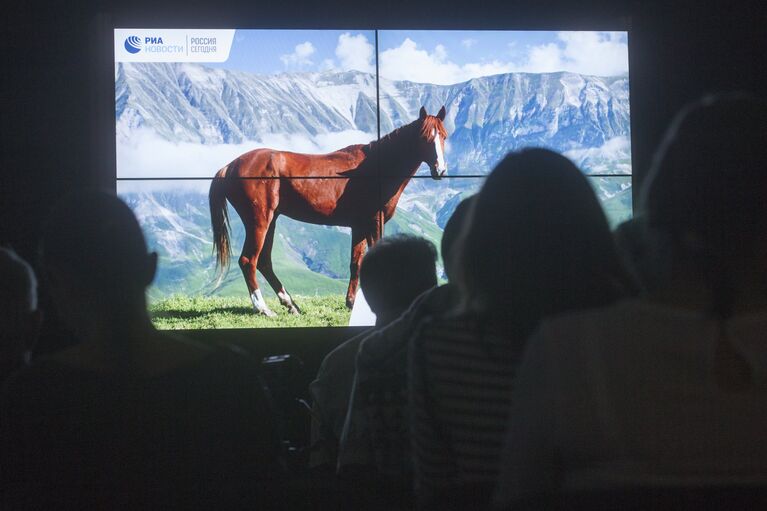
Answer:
[[209, 165, 231, 285]]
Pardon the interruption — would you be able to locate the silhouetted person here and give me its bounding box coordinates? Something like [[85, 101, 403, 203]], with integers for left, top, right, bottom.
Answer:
[[0, 191, 281, 508], [0, 247, 41, 383], [309, 235, 437, 471], [495, 94, 767, 507], [613, 213, 671, 292], [409, 149, 632, 510], [337, 196, 475, 480]]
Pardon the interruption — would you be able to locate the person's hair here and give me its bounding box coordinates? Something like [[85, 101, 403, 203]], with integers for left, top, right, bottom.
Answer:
[[0, 247, 38, 315], [360, 234, 438, 314], [612, 214, 672, 292], [41, 190, 153, 299], [640, 93, 767, 319], [441, 195, 475, 282], [454, 148, 631, 340]]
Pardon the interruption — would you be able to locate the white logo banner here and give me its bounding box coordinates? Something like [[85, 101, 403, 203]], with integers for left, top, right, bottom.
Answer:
[[115, 29, 235, 62]]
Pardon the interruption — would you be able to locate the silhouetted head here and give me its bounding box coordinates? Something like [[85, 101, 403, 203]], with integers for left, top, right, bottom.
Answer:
[[0, 247, 41, 379], [454, 148, 630, 339], [640, 93, 767, 280], [360, 234, 438, 322], [41, 191, 157, 332], [441, 195, 476, 282], [416, 106, 448, 179]]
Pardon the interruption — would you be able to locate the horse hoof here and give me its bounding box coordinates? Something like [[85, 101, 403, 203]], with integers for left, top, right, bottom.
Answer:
[[259, 308, 277, 317], [289, 306, 300, 315]]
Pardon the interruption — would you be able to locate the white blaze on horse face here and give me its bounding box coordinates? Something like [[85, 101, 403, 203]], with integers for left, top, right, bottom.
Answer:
[[432, 128, 447, 174]]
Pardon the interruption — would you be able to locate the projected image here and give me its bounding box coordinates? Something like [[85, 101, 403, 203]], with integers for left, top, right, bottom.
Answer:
[[117, 179, 355, 329], [115, 29, 631, 329], [116, 30, 378, 180], [378, 31, 631, 177]]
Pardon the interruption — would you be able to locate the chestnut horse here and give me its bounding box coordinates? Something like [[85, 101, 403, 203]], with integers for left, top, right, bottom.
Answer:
[[209, 106, 448, 316]]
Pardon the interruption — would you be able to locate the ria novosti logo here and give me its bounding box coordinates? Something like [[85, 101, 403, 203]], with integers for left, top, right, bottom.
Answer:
[[118, 31, 224, 59], [124, 35, 142, 54]]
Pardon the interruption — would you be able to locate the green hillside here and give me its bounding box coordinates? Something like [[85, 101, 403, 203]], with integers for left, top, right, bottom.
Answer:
[[146, 212, 351, 303], [385, 206, 445, 261], [136, 175, 632, 309]]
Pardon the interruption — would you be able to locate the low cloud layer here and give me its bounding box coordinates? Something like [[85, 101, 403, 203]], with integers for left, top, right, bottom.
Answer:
[[117, 128, 375, 190]]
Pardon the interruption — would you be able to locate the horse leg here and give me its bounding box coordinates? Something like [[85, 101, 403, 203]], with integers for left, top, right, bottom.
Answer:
[[373, 209, 384, 244], [346, 227, 368, 309], [257, 216, 301, 315], [240, 219, 277, 317], [364, 211, 384, 248]]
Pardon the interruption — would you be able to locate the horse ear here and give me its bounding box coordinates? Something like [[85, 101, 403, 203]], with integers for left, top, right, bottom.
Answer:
[[419, 106, 427, 120], [437, 106, 446, 121]]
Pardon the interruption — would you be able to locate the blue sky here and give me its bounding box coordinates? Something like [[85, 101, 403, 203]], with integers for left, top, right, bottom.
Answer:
[[208, 29, 629, 83], [208, 30, 370, 75], [380, 30, 559, 66]]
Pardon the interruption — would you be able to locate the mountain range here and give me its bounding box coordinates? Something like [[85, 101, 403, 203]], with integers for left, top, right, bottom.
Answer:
[[116, 63, 631, 175], [115, 63, 633, 300]]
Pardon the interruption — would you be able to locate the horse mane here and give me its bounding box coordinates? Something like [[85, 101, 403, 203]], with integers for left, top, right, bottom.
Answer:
[[361, 115, 447, 153], [363, 121, 415, 153], [335, 114, 446, 177]]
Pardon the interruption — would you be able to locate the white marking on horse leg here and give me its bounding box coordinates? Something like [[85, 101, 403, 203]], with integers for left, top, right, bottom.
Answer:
[[433, 128, 447, 173], [277, 289, 291, 306], [278, 288, 300, 315], [250, 289, 276, 317]]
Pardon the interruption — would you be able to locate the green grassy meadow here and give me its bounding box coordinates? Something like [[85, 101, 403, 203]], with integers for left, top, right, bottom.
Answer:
[[150, 294, 351, 329]]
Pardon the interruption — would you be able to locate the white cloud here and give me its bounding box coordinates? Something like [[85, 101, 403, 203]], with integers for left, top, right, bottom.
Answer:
[[116, 128, 375, 188], [516, 32, 629, 76], [320, 58, 337, 71], [117, 129, 253, 181], [524, 43, 565, 72], [564, 136, 632, 175], [313, 130, 374, 150], [280, 41, 316, 70], [461, 62, 517, 80], [378, 32, 628, 85], [117, 179, 210, 194], [259, 129, 373, 154], [336, 33, 375, 73], [380, 38, 513, 85], [560, 32, 628, 76]]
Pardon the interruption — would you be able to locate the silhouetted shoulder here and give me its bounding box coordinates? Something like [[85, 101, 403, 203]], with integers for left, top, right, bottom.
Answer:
[[0, 342, 280, 506], [415, 311, 519, 352]]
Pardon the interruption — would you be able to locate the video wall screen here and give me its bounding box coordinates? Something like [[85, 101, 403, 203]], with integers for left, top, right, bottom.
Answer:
[[114, 29, 632, 329]]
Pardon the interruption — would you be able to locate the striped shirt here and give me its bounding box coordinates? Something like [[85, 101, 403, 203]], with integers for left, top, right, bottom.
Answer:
[[408, 314, 525, 505]]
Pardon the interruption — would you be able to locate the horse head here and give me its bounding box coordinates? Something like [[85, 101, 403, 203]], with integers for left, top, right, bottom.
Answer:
[[417, 106, 448, 180]]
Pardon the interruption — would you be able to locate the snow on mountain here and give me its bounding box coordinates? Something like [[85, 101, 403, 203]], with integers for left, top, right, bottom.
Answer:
[[116, 64, 371, 144], [116, 63, 630, 176]]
